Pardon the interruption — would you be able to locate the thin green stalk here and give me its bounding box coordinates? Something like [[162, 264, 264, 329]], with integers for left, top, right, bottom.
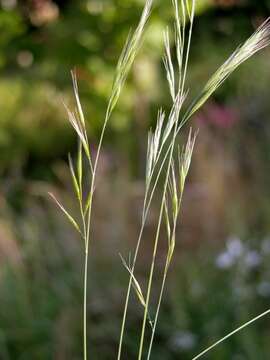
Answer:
[[137, 146, 173, 360], [117, 217, 147, 360], [192, 309, 270, 360], [137, 204, 165, 359], [118, 149, 166, 358], [83, 249, 89, 360], [78, 172, 88, 360], [82, 107, 110, 360], [147, 258, 169, 360], [147, 198, 180, 358]]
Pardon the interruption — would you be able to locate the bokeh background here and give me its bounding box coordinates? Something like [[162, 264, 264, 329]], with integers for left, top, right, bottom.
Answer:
[[1, 0, 270, 359]]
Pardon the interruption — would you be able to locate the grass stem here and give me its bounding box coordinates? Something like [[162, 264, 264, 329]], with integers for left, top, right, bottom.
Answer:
[[192, 309, 270, 360]]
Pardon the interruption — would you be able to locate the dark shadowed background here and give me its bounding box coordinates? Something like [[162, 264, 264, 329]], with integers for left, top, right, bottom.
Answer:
[[1, 0, 270, 359]]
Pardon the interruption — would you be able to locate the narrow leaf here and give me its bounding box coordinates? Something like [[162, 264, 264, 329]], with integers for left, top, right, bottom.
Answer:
[[77, 140, 83, 194], [120, 254, 146, 308], [84, 190, 92, 216], [49, 192, 82, 236], [68, 154, 81, 201], [71, 69, 85, 126]]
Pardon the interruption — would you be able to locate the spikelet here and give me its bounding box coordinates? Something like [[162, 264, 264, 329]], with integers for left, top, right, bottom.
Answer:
[[109, 0, 153, 115], [179, 128, 197, 192], [184, 18, 270, 121], [146, 109, 165, 186], [163, 28, 176, 100], [165, 128, 197, 267]]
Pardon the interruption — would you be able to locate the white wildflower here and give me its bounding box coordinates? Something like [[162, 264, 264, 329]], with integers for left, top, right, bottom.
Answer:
[[244, 251, 261, 268], [215, 251, 235, 269], [226, 236, 244, 258], [169, 331, 197, 351], [257, 282, 270, 297], [261, 237, 270, 254]]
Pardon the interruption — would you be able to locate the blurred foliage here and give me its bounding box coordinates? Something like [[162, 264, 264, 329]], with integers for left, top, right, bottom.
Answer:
[[1, 0, 270, 359], [1, 191, 270, 359]]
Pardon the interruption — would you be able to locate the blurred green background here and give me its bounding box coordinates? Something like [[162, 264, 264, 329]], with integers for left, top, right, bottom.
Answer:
[[1, 0, 270, 359]]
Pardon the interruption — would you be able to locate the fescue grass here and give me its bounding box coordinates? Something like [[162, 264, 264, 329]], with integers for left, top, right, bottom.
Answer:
[[51, 0, 270, 358]]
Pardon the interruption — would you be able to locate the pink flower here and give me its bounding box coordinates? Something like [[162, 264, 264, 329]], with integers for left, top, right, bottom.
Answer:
[[196, 102, 239, 129]]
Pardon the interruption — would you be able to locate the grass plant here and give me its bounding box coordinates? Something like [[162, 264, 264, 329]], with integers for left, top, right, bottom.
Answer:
[[50, 0, 270, 358]]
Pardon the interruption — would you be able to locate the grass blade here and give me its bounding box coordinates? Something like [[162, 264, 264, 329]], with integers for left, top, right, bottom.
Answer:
[[49, 192, 82, 236]]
